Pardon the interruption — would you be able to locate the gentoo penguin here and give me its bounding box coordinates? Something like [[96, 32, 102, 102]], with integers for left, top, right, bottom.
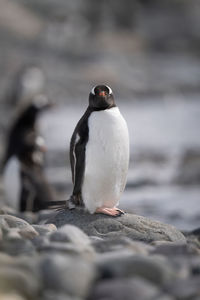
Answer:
[[69, 84, 129, 216], [1, 94, 55, 212]]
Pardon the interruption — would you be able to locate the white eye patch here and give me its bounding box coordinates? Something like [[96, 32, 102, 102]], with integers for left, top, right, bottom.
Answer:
[[91, 85, 113, 95], [106, 86, 112, 95], [91, 86, 96, 95]]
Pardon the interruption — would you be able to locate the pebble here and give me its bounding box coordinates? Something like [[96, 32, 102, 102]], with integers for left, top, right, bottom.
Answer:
[[49, 224, 95, 257], [164, 276, 200, 299], [0, 237, 36, 256], [0, 293, 26, 300], [33, 224, 57, 236], [92, 236, 153, 254], [151, 242, 200, 256], [39, 253, 96, 298], [42, 291, 83, 300], [89, 277, 175, 300], [96, 253, 181, 285], [0, 266, 40, 299], [0, 215, 38, 239]]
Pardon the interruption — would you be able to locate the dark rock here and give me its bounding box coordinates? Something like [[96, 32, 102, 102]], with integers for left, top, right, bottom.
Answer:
[[39, 253, 96, 298], [191, 227, 200, 238], [96, 254, 180, 285], [89, 277, 174, 300], [47, 208, 186, 243]]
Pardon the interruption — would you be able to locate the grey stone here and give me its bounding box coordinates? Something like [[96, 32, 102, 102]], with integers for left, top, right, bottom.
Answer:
[[0, 215, 31, 229], [49, 224, 94, 256], [151, 242, 200, 256], [6, 228, 22, 239], [50, 224, 90, 245], [0, 293, 26, 300], [96, 254, 181, 285], [0, 237, 36, 256], [33, 224, 57, 236], [89, 277, 174, 300], [0, 267, 40, 299], [38, 241, 93, 257], [0, 253, 40, 278], [40, 253, 96, 298], [0, 205, 17, 215], [92, 236, 153, 254], [47, 208, 186, 243], [0, 227, 2, 240], [32, 235, 50, 249], [164, 276, 200, 299], [42, 291, 82, 300], [0, 215, 38, 239]]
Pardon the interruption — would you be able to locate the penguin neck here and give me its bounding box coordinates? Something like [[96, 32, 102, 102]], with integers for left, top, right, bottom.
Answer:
[[88, 103, 117, 112]]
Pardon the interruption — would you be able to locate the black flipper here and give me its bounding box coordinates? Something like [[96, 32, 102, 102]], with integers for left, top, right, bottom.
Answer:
[[70, 107, 91, 206]]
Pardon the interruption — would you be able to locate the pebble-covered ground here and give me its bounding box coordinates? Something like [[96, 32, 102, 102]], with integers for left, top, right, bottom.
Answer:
[[0, 203, 200, 300]]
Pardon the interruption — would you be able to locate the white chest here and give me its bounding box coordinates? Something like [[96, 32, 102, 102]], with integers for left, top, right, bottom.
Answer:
[[82, 107, 129, 213], [3, 157, 21, 210]]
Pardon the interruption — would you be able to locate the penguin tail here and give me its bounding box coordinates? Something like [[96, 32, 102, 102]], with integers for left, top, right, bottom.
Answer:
[[45, 197, 76, 210], [44, 200, 66, 210]]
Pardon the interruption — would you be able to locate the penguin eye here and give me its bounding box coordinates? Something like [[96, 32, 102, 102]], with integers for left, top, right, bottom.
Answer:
[[106, 86, 112, 95]]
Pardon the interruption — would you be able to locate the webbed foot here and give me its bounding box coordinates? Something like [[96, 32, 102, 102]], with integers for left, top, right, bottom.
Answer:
[[95, 207, 124, 217]]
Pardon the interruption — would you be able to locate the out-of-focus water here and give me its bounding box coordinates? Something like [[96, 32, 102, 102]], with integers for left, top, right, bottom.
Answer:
[[40, 96, 200, 231]]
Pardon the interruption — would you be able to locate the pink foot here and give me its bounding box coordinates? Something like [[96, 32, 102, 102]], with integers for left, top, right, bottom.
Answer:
[[95, 207, 124, 217]]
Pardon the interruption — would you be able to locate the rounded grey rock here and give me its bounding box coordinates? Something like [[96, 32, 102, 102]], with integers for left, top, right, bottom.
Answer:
[[0, 267, 40, 298], [42, 291, 83, 300], [89, 277, 174, 300], [33, 224, 57, 236], [0, 237, 36, 256], [47, 208, 186, 243], [0, 215, 38, 239], [96, 254, 182, 285], [40, 253, 96, 297]]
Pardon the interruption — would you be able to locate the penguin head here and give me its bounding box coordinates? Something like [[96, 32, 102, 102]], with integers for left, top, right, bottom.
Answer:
[[89, 85, 115, 110]]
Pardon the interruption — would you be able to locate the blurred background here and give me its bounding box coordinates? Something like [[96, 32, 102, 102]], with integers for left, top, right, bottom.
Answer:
[[0, 0, 200, 230]]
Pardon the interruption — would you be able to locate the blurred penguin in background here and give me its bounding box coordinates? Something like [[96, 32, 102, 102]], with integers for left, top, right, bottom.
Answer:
[[1, 94, 56, 212]]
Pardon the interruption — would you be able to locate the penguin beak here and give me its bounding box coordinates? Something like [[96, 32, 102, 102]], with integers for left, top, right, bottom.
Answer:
[[99, 91, 106, 97]]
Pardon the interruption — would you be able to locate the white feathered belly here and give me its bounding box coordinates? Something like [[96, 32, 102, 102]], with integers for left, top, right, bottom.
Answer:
[[82, 107, 129, 213], [3, 157, 21, 210]]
